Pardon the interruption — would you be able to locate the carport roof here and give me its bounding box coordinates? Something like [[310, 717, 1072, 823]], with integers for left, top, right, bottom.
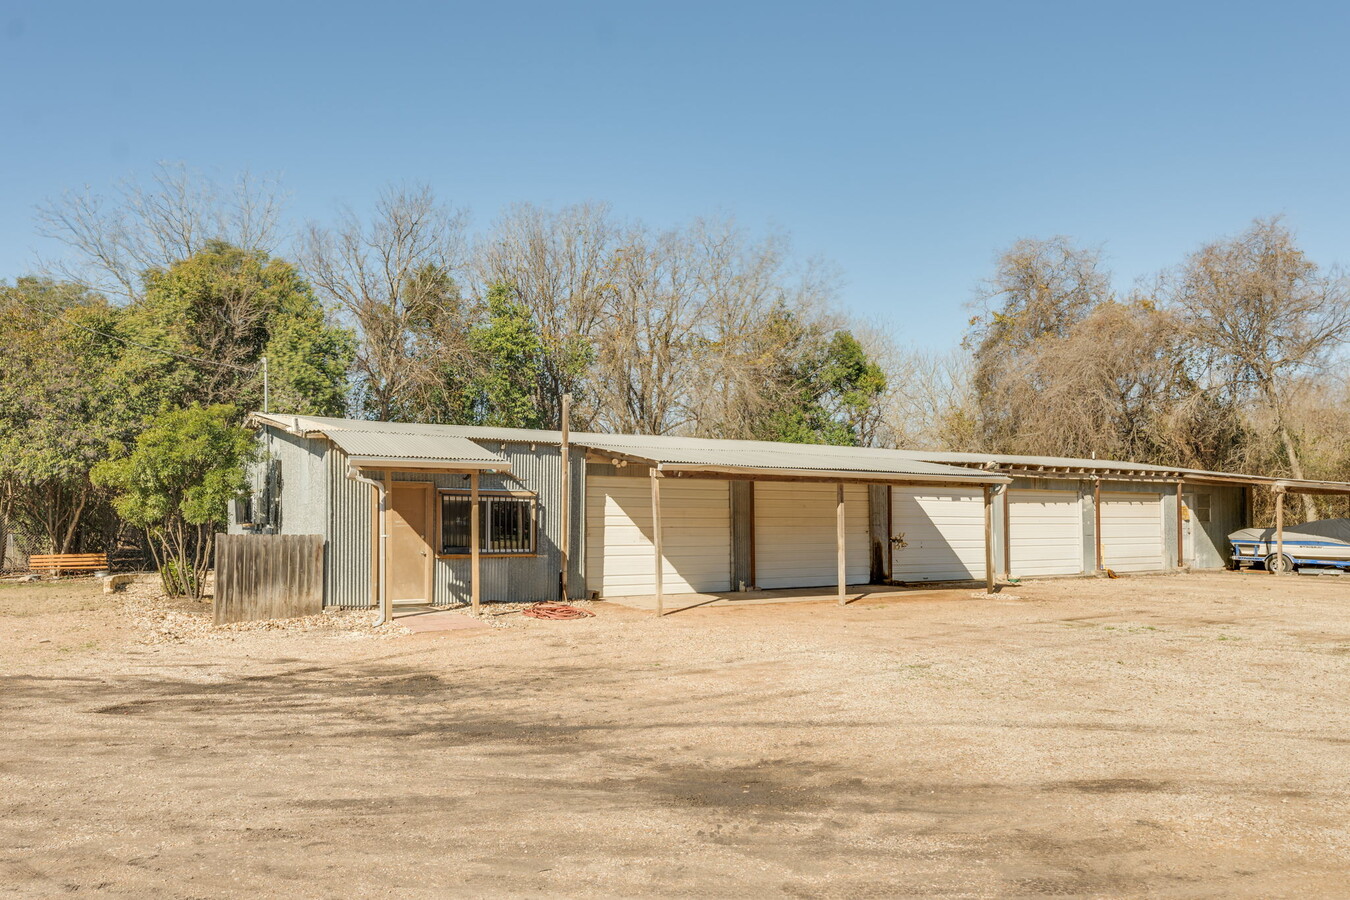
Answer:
[[248, 413, 1006, 484], [574, 433, 1008, 483], [248, 413, 1350, 492], [888, 450, 1350, 492]]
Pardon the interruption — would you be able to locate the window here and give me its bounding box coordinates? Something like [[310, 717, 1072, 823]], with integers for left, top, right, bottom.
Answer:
[[440, 491, 536, 555], [1194, 493, 1211, 524]]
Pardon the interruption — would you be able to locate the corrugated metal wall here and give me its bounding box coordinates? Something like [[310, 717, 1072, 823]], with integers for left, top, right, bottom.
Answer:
[[324, 442, 585, 608], [228, 426, 328, 536], [325, 446, 373, 608], [417, 443, 585, 605], [729, 481, 752, 589], [868, 484, 890, 582]]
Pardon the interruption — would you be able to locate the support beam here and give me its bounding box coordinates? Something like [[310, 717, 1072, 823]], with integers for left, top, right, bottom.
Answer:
[[651, 471, 664, 616], [1093, 477, 1103, 572], [983, 485, 995, 593], [559, 393, 571, 601], [1274, 487, 1286, 575], [1176, 482, 1185, 569], [470, 471, 481, 612], [747, 481, 757, 589], [381, 471, 392, 624], [836, 482, 846, 605], [1000, 483, 1011, 580]]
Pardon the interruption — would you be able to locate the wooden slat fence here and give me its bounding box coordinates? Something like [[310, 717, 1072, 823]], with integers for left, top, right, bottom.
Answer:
[[214, 533, 324, 624]]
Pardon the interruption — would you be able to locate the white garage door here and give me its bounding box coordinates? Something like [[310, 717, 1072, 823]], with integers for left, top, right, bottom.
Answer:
[[1008, 489, 1083, 576], [585, 476, 731, 597], [753, 482, 869, 589], [891, 487, 985, 582], [1100, 491, 1165, 573]]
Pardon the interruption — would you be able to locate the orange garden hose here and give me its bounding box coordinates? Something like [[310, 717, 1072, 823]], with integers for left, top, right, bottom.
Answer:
[[521, 602, 594, 620]]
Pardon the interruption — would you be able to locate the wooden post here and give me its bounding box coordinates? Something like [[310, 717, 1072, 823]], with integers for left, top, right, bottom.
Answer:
[[1274, 487, 1285, 575], [470, 471, 481, 612], [1176, 482, 1185, 570], [559, 393, 571, 601], [983, 485, 995, 593], [1093, 477, 1103, 572], [651, 470, 663, 617], [1001, 483, 1011, 580], [747, 481, 757, 589], [370, 481, 381, 612], [382, 471, 392, 624], [836, 482, 846, 605]]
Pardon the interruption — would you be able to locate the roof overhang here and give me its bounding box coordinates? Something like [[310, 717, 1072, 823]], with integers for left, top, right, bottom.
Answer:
[[345, 457, 507, 473], [250, 412, 511, 474], [659, 464, 1010, 485], [1273, 479, 1350, 496]]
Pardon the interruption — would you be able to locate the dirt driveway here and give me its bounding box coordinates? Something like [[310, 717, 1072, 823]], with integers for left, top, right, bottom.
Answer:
[[2, 573, 1347, 898]]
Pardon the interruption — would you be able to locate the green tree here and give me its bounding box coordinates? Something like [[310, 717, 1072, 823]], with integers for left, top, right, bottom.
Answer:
[[816, 331, 888, 441], [92, 404, 255, 598], [745, 314, 887, 446], [383, 265, 478, 424], [124, 241, 354, 417], [0, 278, 133, 553], [466, 283, 550, 428]]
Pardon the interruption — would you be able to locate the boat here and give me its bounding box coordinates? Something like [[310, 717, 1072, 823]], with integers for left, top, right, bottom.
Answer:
[[1229, 518, 1350, 572]]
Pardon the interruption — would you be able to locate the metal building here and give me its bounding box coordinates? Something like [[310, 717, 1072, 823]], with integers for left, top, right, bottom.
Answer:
[[232, 413, 1337, 617]]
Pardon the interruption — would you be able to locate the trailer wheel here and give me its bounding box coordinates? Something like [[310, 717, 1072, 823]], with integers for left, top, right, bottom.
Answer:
[[1265, 553, 1296, 574]]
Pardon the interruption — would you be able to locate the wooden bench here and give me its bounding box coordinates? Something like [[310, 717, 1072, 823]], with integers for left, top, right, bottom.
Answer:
[[28, 553, 109, 574]]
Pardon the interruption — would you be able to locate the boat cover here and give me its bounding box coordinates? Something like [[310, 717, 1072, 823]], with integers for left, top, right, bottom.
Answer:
[[1229, 518, 1350, 545]]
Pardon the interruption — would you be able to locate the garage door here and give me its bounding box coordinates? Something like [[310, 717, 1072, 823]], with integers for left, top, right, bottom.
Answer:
[[1100, 491, 1165, 573], [753, 482, 869, 589], [585, 476, 731, 597], [1008, 489, 1083, 576], [891, 487, 984, 582]]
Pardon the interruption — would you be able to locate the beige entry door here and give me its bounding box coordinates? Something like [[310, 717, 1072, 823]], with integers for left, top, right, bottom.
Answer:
[[388, 482, 432, 605]]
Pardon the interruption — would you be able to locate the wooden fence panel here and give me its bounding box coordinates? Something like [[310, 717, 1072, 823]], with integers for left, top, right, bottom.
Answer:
[[214, 534, 324, 624]]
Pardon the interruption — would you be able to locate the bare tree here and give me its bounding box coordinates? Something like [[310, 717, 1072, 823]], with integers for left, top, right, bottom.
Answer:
[[968, 236, 1114, 451], [1168, 217, 1350, 519], [301, 185, 469, 420], [681, 220, 841, 439], [590, 224, 700, 434], [36, 162, 285, 301], [869, 338, 979, 451]]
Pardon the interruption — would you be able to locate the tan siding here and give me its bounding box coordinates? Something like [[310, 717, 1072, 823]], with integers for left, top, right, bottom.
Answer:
[[890, 486, 985, 582], [585, 476, 731, 597], [1008, 489, 1083, 576], [1101, 491, 1165, 572], [754, 482, 869, 589]]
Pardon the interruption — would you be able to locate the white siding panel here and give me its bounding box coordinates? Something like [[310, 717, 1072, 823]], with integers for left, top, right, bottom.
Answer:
[[1008, 489, 1083, 576], [754, 482, 869, 589], [891, 487, 985, 582], [1101, 491, 1165, 572], [585, 476, 730, 597]]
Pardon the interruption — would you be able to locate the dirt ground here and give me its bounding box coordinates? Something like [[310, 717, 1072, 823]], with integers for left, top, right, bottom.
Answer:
[[2, 572, 1347, 899]]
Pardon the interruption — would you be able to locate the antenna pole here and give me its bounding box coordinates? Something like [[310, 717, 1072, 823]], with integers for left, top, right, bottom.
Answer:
[[261, 356, 269, 413]]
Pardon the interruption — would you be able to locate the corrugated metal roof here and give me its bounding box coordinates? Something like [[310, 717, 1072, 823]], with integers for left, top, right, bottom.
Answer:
[[248, 413, 1350, 490], [255, 413, 565, 445], [322, 430, 508, 470], [575, 433, 1005, 482], [889, 450, 1192, 475], [251, 413, 1003, 483]]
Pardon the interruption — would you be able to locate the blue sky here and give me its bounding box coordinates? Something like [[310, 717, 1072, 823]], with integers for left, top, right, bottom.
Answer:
[[2, 1, 1348, 348]]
